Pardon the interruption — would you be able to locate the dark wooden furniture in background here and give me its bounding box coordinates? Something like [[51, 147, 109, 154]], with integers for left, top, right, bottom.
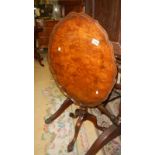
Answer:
[[34, 20, 44, 66], [85, 0, 121, 43], [35, 0, 121, 49], [35, 0, 84, 49], [36, 19, 59, 49], [59, 0, 84, 15]]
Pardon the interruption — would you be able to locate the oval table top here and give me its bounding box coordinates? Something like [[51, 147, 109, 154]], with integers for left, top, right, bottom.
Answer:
[[48, 12, 117, 107]]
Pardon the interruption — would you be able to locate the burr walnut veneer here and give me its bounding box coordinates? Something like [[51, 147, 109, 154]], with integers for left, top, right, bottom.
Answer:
[[48, 12, 117, 107]]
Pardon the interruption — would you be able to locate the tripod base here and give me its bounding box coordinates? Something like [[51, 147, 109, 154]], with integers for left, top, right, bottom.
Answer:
[[45, 98, 106, 152], [68, 107, 106, 152]]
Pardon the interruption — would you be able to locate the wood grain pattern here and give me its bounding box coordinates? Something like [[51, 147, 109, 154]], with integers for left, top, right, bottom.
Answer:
[[48, 12, 117, 107]]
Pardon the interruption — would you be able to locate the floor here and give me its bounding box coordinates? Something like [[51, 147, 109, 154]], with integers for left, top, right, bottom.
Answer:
[[34, 53, 105, 155], [34, 54, 50, 155]]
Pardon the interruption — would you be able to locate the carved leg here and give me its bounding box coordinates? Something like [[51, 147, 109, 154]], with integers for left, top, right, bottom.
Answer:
[[34, 48, 44, 67], [98, 105, 118, 125], [85, 124, 121, 155], [85, 113, 106, 131], [45, 98, 73, 124], [117, 102, 121, 118], [35, 51, 44, 66], [116, 102, 121, 124], [38, 57, 44, 67], [67, 116, 84, 152]]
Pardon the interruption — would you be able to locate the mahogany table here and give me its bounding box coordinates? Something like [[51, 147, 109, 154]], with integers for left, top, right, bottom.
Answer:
[[45, 12, 118, 152]]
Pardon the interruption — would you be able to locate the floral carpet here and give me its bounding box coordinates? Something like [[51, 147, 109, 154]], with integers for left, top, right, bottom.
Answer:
[[41, 76, 121, 155]]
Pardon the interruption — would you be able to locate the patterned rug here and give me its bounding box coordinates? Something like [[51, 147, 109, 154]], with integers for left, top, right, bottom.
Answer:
[[41, 76, 121, 155]]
